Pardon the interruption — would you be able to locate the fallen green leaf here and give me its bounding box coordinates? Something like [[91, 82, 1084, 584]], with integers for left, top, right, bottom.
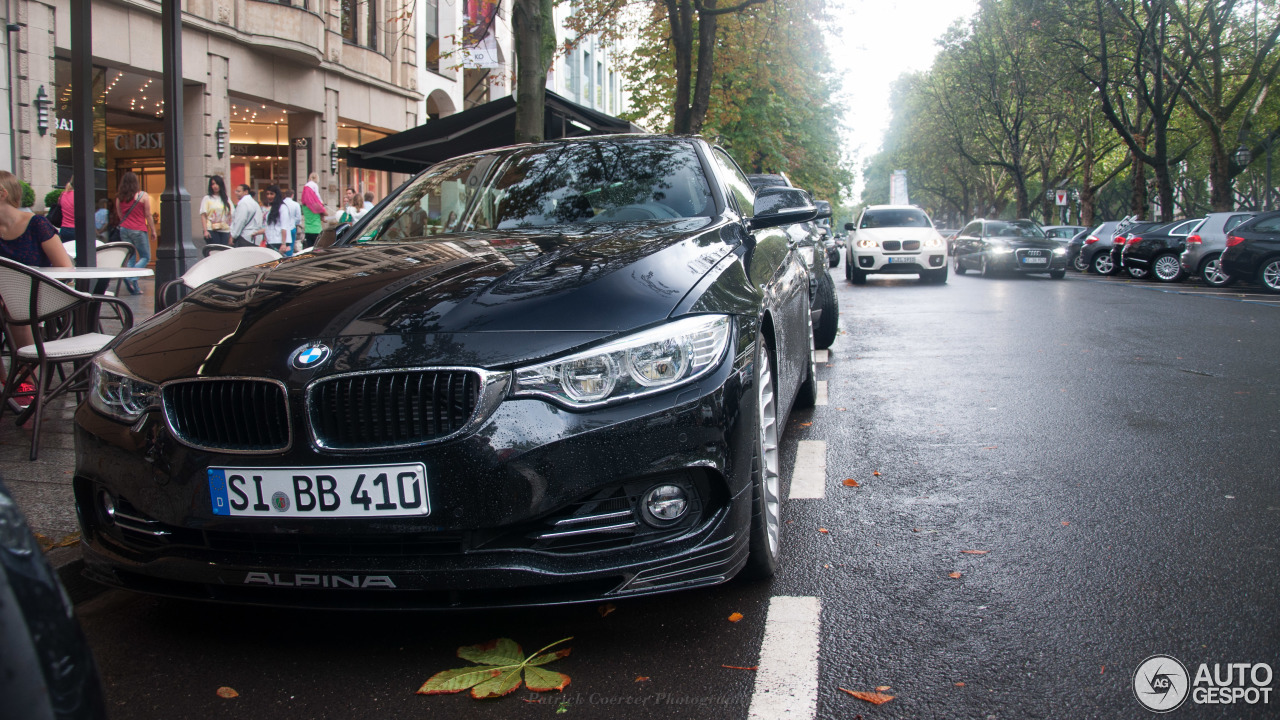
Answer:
[[417, 637, 573, 701]]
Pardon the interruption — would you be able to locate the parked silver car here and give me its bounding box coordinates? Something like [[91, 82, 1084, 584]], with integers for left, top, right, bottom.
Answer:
[[1181, 211, 1256, 286]]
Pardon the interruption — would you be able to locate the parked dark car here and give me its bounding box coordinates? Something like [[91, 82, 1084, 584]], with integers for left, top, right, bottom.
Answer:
[[1079, 217, 1136, 275], [951, 218, 1067, 278], [0, 480, 106, 719], [73, 136, 829, 609], [1118, 218, 1201, 282], [1109, 221, 1181, 278], [1181, 211, 1257, 287], [1220, 210, 1280, 293], [1065, 226, 1096, 271]]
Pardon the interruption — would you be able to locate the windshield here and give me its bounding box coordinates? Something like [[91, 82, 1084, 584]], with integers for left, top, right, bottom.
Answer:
[[983, 221, 1046, 238], [859, 208, 931, 228]]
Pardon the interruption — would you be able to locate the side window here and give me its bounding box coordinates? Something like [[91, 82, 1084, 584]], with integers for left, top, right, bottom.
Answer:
[[1225, 215, 1252, 233], [710, 148, 755, 217], [960, 222, 977, 237], [1253, 216, 1280, 234]]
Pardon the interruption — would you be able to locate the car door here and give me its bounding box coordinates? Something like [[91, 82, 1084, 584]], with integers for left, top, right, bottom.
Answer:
[[709, 147, 809, 408], [955, 221, 980, 266]]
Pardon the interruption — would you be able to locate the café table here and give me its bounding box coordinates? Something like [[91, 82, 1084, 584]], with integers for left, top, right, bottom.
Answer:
[[38, 266, 154, 334]]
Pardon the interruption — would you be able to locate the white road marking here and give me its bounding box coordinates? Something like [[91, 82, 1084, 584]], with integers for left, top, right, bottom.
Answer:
[[788, 441, 825, 499], [815, 380, 827, 406], [748, 595, 822, 720], [813, 349, 828, 363]]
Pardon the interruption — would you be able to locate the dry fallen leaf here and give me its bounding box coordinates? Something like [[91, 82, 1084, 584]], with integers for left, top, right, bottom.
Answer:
[[728, 612, 744, 623], [960, 550, 988, 555], [635, 676, 650, 683], [912, 528, 920, 533], [875, 685, 891, 692], [1061, 521, 1070, 527], [52, 532, 82, 548], [597, 603, 616, 618], [799, 422, 813, 427], [843, 478, 860, 487], [955, 682, 965, 687], [216, 687, 239, 699], [983, 446, 998, 450], [1100, 666, 1106, 674], [872, 471, 881, 476], [948, 572, 962, 579], [839, 688, 894, 705], [721, 665, 757, 671], [818, 528, 830, 534]]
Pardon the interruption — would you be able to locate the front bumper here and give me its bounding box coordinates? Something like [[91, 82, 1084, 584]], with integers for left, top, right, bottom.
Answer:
[[986, 250, 1067, 273], [73, 328, 760, 609], [851, 251, 947, 273]]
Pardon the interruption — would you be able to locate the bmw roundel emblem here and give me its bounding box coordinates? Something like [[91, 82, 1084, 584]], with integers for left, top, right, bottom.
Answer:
[[290, 343, 331, 370]]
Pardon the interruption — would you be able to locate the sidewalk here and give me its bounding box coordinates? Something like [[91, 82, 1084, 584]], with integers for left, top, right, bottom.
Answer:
[[2, 275, 157, 593]]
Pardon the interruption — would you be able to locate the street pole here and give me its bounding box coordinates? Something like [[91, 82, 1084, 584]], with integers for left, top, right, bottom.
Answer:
[[70, 0, 93, 269], [156, 0, 195, 310], [1267, 143, 1273, 212]]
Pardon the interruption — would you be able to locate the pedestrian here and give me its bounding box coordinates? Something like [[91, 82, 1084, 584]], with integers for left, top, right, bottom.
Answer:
[[0, 170, 74, 405], [252, 185, 289, 253], [115, 171, 155, 296], [361, 191, 375, 215], [342, 187, 358, 219], [299, 172, 328, 248], [94, 198, 109, 241], [281, 188, 303, 255], [56, 178, 76, 244], [200, 175, 233, 247], [228, 183, 262, 249]]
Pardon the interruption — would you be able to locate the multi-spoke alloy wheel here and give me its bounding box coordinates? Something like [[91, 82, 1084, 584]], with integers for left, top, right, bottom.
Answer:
[[1260, 259, 1280, 294], [1202, 257, 1232, 286], [1093, 253, 1115, 275], [1153, 254, 1182, 282], [743, 339, 782, 578]]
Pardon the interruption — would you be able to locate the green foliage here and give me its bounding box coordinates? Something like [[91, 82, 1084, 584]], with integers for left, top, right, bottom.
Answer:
[[44, 188, 62, 209], [20, 181, 34, 208]]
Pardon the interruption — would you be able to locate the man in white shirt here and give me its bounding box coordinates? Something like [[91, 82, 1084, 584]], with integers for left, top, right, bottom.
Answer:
[[282, 188, 303, 255], [229, 184, 263, 247]]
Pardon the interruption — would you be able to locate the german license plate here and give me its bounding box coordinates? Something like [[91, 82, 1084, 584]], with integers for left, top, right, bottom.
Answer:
[[1022, 257, 1048, 264], [208, 464, 429, 518], [886, 256, 915, 263]]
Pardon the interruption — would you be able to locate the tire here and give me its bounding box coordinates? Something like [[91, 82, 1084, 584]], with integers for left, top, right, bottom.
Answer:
[[954, 254, 967, 275], [920, 266, 948, 284], [1257, 258, 1280, 294], [844, 253, 853, 281], [795, 319, 818, 409], [1072, 253, 1087, 272], [829, 251, 839, 269], [1201, 255, 1234, 287], [1092, 251, 1116, 275], [813, 273, 839, 350], [1049, 269, 1066, 279], [849, 268, 866, 285], [980, 254, 996, 277], [1151, 253, 1183, 283], [1126, 266, 1148, 279], [742, 335, 782, 579]]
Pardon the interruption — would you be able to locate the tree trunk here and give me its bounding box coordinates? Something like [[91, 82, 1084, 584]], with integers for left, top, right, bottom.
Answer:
[[688, 0, 719, 133], [666, 0, 695, 134], [512, 0, 557, 143], [1080, 151, 1095, 226], [1207, 126, 1235, 211]]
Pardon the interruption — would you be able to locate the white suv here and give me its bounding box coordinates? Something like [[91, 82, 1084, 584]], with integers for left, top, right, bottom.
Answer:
[[844, 205, 949, 284]]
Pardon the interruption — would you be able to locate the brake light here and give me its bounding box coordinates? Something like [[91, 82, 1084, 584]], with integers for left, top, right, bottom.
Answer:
[[1186, 234, 1201, 244], [1084, 236, 1099, 245], [1226, 235, 1245, 248]]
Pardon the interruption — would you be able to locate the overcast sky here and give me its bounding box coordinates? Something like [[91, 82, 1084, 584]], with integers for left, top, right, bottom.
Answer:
[[829, 0, 979, 202]]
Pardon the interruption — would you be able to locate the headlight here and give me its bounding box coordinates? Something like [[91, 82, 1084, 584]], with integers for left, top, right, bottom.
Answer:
[[1053, 247, 1067, 255], [990, 245, 1014, 254], [513, 315, 731, 408], [89, 349, 160, 423], [923, 237, 944, 248], [856, 238, 879, 249]]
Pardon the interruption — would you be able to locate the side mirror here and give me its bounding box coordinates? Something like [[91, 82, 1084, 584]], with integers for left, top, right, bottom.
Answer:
[[814, 200, 832, 220], [748, 187, 817, 230], [844, 222, 855, 231], [315, 223, 352, 250]]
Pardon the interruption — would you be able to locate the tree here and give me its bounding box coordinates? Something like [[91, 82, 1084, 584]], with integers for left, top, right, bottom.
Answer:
[[512, 0, 558, 142]]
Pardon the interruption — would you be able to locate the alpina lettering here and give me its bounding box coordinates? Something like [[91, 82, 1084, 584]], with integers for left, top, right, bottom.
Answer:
[[243, 572, 397, 589]]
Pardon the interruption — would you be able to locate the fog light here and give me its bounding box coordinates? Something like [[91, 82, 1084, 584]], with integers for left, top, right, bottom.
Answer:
[[99, 490, 116, 524], [641, 484, 688, 526]]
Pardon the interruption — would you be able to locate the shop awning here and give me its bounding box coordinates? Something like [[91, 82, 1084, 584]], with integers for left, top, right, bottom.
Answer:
[[346, 90, 646, 174]]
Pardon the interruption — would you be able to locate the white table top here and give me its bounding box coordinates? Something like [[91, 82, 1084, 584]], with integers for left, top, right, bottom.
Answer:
[[40, 266, 155, 280]]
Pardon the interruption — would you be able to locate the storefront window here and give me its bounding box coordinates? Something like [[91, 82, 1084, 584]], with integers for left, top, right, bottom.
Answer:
[[228, 101, 294, 203], [52, 59, 107, 197], [336, 122, 391, 209]]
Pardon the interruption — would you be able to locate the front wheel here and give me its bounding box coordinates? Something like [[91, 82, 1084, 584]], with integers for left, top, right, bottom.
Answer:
[[980, 254, 996, 277], [741, 336, 782, 579], [1201, 256, 1234, 287], [849, 268, 866, 285], [1151, 253, 1183, 283], [954, 254, 967, 275], [1092, 252, 1116, 275], [1049, 269, 1066, 279], [1072, 253, 1087, 272], [920, 267, 948, 284], [813, 274, 839, 349], [1126, 266, 1149, 279]]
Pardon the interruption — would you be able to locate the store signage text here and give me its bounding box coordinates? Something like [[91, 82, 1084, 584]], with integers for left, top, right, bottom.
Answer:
[[114, 132, 165, 151]]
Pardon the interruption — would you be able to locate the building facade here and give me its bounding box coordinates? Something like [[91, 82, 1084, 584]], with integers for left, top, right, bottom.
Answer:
[[5, 0, 422, 249]]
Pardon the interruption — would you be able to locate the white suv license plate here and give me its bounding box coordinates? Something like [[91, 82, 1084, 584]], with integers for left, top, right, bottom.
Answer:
[[1022, 257, 1048, 264], [208, 464, 430, 518], [886, 256, 915, 263]]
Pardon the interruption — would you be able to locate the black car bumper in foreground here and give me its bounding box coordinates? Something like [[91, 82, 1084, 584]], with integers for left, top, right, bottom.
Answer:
[[73, 330, 758, 610]]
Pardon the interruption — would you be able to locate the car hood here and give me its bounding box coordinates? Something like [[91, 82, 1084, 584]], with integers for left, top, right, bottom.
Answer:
[[115, 218, 736, 381], [855, 227, 941, 242]]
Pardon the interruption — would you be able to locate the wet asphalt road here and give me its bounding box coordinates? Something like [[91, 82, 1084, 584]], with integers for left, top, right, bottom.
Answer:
[[74, 267, 1280, 719]]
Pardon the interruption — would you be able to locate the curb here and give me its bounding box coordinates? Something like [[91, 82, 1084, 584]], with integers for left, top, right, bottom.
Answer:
[[47, 545, 109, 606]]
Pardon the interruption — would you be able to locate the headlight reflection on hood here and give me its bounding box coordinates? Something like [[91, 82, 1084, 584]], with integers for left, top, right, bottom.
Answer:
[[89, 349, 160, 424], [513, 315, 731, 408]]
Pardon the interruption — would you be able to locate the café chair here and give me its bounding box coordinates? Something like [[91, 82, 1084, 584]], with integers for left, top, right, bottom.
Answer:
[[201, 243, 233, 258], [0, 257, 134, 460], [156, 246, 281, 310], [93, 241, 139, 297]]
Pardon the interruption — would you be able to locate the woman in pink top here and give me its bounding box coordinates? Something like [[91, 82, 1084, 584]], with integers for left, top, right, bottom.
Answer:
[[57, 178, 76, 244], [115, 171, 155, 295]]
